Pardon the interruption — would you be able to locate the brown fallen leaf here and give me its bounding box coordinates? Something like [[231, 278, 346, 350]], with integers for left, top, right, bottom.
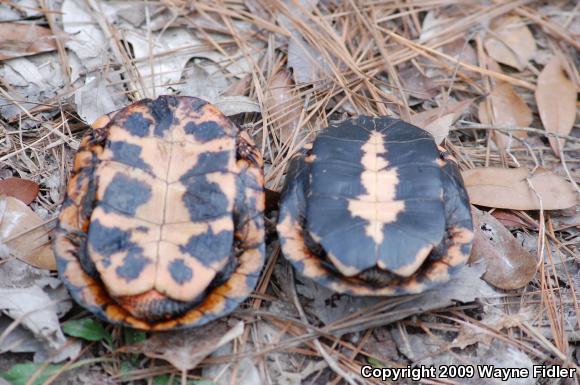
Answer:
[[483, 15, 536, 71], [398, 65, 439, 100], [265, 69, 301, 142], [439, 37, 478, 69], [0, 178, 40, 205], [0, 196, 56, 270], [478, 59, 532, 150], [422, 113, 453, 145], [0, 23, 58, 61], [470, 207, 536, 290], [121, 321, 244, 371], [535, 56, 577, 157], [491, 209, 536, 230], [412, 98, 473, 128], [412, 99, 473, 144], [462, 167, 577, 210]]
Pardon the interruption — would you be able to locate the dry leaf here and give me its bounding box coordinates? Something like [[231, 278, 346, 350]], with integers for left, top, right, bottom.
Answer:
[[478, 77, 532, 150], [75, 75, 119, 124], [412, 99, 473, 143], [265, 69, 301, 141], [483, 16, 536, 71], [462, 167, 577, 210], [213, 95, 260, 116], [412, 99, 473, 128], [122, 321, 244, 371], [470, 207, 536, 290], [419, 10, 448, 41], [287, 34, 331, 84], [398, 65, 438, 100], [422, 113, 453, 145], [0, 197, 56, 270], [62, 0, 113, 71], [0, 284, 80, 362], [0, 23, 58, 61], [439, 37, 478, 68], [0, 178, 39, 205], [491, 209, 536, 230], [535, 56, 577, 157]]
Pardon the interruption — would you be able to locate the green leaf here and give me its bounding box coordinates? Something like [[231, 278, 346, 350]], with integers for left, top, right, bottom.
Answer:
[[1, 363, 63, 385], [123, 327, 147, 345], [62, 318, 112, 344], [367, 357, 386, 368]]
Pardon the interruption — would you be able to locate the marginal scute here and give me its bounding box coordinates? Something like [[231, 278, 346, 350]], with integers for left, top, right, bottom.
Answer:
[[53, 96, 265, 330], [277, 116, 473, 296]]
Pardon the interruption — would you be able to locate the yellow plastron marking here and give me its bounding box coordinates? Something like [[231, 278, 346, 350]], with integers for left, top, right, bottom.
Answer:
[[347, 131, 405, 245]]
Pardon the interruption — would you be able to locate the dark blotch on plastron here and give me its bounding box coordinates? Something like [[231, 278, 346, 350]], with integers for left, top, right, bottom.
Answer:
[[88, 220, 130, 257], [150, 96, 176, 137], [193, 151, 231, 175], [124, 113, 151, 137], [180, 229, 233, 266], [185, 121, 225, 142], [180, 174, 229, 221], [108, 141, 151, 171], [101, 174, 152, 216], [168, 259, 193, 284], [116, 246, 150, 281]]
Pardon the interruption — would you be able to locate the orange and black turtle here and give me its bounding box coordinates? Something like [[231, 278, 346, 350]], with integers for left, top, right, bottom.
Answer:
[[277, 116, 473, 295], [53, 95, 265, 330]]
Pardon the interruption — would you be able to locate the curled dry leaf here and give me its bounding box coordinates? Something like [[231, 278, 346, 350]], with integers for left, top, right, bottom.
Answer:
[[483, 16, 536, 71], [0, 178, 40, 205], [470, 207, 536, 290], [265, 69, 301, 142], [0, 197, 56, 270], [535, 56, 577, 157], [121, 321, 244, 371], [462, 167, 577, 210], [0, 23, 58, 61], [0, 284, 80, 363]]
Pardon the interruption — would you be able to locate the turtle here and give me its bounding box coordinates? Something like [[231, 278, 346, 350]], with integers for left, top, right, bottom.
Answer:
[[53, 95, 265, 330], [276, 116, 473, 295]]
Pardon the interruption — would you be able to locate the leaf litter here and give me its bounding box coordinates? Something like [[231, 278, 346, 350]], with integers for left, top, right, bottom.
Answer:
[[0, 0, 579, 384]]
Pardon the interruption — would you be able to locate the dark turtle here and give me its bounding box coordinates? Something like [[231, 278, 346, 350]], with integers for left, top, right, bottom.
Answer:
[[53, 95, 265, 330], [277, 116, 473, 295]]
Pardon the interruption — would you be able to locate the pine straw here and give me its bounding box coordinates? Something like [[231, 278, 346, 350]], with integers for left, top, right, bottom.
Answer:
[[0, 0, 578, 384]]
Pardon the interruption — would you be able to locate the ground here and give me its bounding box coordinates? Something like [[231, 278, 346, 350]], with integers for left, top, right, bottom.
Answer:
[[0, 1, 578, 385]]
